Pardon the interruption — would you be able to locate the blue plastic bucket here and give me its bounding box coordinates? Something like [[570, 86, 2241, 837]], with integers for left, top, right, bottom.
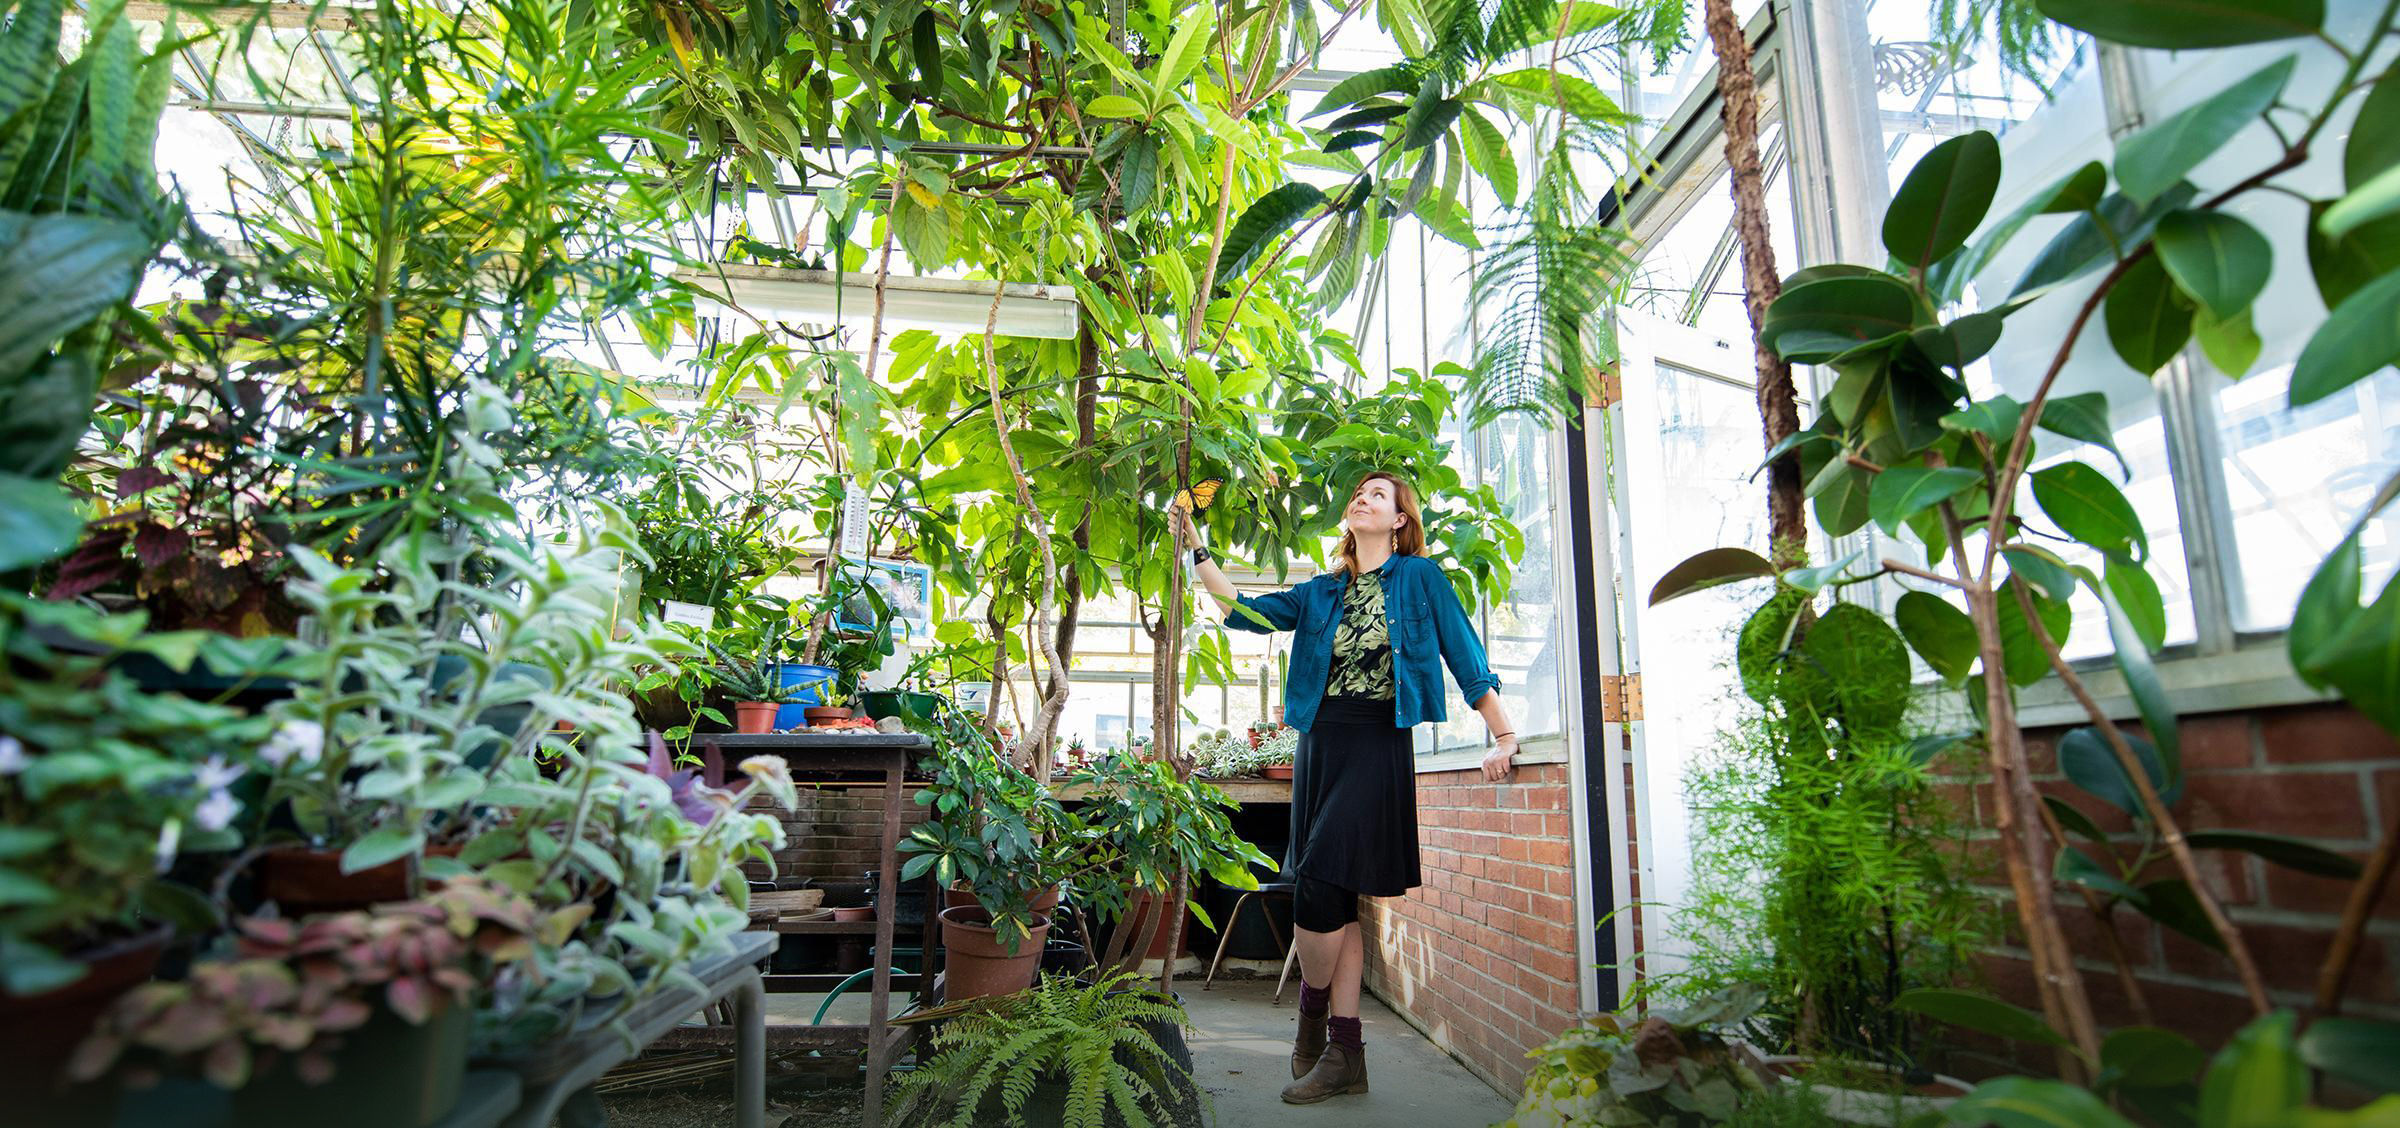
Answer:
[[774, 663, 839, 729]]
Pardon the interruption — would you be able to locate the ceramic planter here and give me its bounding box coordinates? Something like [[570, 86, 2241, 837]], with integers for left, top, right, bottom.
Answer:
[[773, 663, 839, 729], [939, 906, 1052, 1001], [734, 701, 780, 734], [234, 995, 472, 1128], [1, 927, 168, 1127], [255, 844, 459, 914], [1111, 889, 1192, 959]]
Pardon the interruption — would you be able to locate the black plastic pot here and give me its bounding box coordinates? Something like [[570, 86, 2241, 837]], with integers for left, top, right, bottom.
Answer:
[[233, 996, 471, 1128]]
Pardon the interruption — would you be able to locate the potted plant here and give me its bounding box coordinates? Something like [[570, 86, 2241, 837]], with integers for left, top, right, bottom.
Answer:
[[889, 970, 1200, 1128], [709, 652, 798, 734], [804, 684, 855, 726], [1255, 726, 1298, 781], [0, 594, 279, 1119], [69, 879, 572, 1128]]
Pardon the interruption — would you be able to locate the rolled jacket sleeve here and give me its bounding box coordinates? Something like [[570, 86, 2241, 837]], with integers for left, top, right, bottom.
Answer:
[[1430, 569, 1502, 706], [1227, 584, 1304, 633]]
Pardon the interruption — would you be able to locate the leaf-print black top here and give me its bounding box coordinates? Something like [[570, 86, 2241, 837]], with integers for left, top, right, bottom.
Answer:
[[1323, 572, 1394, 702]]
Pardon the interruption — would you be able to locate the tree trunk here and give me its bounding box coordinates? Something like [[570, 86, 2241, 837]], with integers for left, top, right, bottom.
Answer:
[[1702, 0, 1807, 565], [1026, 318, 1102, 757]]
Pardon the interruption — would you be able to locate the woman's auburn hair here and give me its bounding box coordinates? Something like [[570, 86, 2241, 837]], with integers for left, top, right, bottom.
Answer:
[[1334, 471, 1426, 574]]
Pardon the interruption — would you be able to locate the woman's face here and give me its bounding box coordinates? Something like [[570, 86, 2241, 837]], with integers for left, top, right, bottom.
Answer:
[[1345, 477, 1404, 536]]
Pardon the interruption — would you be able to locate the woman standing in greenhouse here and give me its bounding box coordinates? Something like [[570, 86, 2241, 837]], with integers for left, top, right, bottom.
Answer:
[[1175, 471, 1516, 1106]]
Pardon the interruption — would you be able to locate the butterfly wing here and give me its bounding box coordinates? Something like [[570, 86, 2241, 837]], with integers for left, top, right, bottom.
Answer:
[[1190, 478, 1223, 511]]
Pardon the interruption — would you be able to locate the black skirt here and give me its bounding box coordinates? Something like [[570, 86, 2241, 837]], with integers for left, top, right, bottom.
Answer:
[[1284, 696, 1420, 897]]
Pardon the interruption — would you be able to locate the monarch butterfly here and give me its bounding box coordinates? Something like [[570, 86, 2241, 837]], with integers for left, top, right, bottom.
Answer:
[[1175, 477, 1224, 513]]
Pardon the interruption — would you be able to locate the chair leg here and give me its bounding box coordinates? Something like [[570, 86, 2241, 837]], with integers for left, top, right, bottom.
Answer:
[[1273, 933, 1299, 1004], [1203, 891, 1257, 990]]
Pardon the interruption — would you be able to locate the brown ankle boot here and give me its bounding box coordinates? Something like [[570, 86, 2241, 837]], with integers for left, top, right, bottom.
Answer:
[[1280, 1042, 1368, 1104], [1291, 1009, 1328, 1078]]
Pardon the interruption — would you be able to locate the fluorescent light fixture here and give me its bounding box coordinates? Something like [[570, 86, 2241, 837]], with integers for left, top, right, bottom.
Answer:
[[679, 263, 1081, 340]]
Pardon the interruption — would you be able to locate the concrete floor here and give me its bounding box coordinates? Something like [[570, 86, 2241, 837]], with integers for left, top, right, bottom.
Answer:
[[1181, 976, 1513, 1128]]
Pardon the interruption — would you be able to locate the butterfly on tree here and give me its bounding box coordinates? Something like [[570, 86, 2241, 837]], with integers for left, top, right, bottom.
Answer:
[[1174, 477, 1224, 513]]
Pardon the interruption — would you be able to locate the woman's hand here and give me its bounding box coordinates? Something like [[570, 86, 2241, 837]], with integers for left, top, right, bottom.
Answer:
[[1480, 734, 1518, 782], [1168, 499, 1201, 546]]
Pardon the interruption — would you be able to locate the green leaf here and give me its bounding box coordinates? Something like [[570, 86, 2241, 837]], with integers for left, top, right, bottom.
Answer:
[[2297, 1018, 2400, 1095], [1781, 549, 1864, 596], [1456, 106, 1517, 207], [340, 827, 424, 875], [2102, 1026, 2207, 1090], [1216, 183, 1325, 285], [2014, 185, 2200, 301], [2045, 796, 2112, 844], [2291, 531, 2363, 690], [0, 212, 152, 375], [2058, 844, 2142, 900], [2184, 830, 2361, 879], [2138, 878, 2224, 951], [2103, 254, 2195, 374], [1871, 467, 1980, 535], [1943, 395, 2025, 444], [1896, 590, 1979, 686], [2201, 1012, 2305, 1128], [1884, 130, 2002, 269], [1935, 162, 2106, 302], [2298, 569, 2400, 736], [2349, 69, 2400, 190], [1811, 461, 1874, 538], [2103, 551, 2170, 655], [2322, 162, 2400, 241], [1737, 589, 1809, 704], [1400, 93, 1464, 153], [2033, 0, 2320, 49], [2113, 56, 2295, 205], [2153, 210, 2273, 319], [2032, 462, 2147, 559], [1948, 1077, 2142, 1128], [1152, 4, 1218, 94], [2005, 546, 2079, 603], [1914, 311, 2006, 370], [1306, 63, 1421, 118], [2038, 393, 2130, 480], [1793, 602, 1912, 732], [1761, 273, 1921, 363], [1894, 988, 2069, 1048], [1648, 547, 1776, 606], [2295, 267, 2400, 407], [1083, 94, 1147, 119], [2060, 725, 2176, 817], [2086, 564, 2184, 771], [2193, 305, 2263, 380], [1999, 579, 2073, 685], [2305, 201, 2400, 309], [0, 473, 81, 573]]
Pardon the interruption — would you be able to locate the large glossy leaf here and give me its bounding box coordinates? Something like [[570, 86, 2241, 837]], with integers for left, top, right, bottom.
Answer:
[[1937, 161, 2106, 302], [2103, 254, 2195, 374], [2004, 545, 2079, 603], [2058, 844, 2142, 900], [1083, 94, 1147, 119], [1780, 549, 1865, 596], [2103, 1026, 2208, 1090], [2032, 462, 2147, 559], [2045, 795, 2112, 844], [2322, 163, 2400, 241], [1794, 602, 1912, 731], [2297, 1018, 2400, 1095], [1649, 547, 1776, 606], [2113, 56, 2295, 205], [2154, 210, 2272, 319], [2299, 569, 2400, 736], [1894, 988, 2069, 1047], [1307, 63, 1421, 117], [1456, 106, 1516, 206], [2038, 392, 2130, 479], [1913, 311, 2006, 370], [1897, 590, 1978, 686], [2138, 878, 2223, 951], [2086, 564, 2184, 770], [2201, 1013, 2305, 1128], [1943, 394, 2026, 444], [2184, 830, 2362, 879], [1884, 130, 2002, 269], [2106, 551, 2168, 652], [2291, 530, 2363, 691], [1216, 183, 1326, 285], [1812, 461, 1874, 538], [1998, 579, 2073, 685], [2294, 270, 2400, 407], [2034, 0, 2321, 49], [2013, 185, 2199, 301], [2305, 202, 2400, 309], [1152, 4, 1219, 95], [2348, 70, 2400, 190], [1871, 467, 1980, 535], [1738, 588, 1808, 704], [2060, 725, 2176, 817], [0, 472, 80, 573], [1947, 1077, 2141, 1128], [1760, 273, 1921, 363], [2193, 305, 2263, 380]]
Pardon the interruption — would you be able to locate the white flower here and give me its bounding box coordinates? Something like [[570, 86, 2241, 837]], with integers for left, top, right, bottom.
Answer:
[[0, 735, 25, 775], [193, 790, 238, 833], [261, 721, 325, 767], [154, 817, 182, 873], [194, 755, 244, 793]]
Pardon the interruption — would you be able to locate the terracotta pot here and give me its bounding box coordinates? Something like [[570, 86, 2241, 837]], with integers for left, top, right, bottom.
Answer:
[[734, 701, 780, 734], [1262, 764, 1294, 780], [943, 882, 1062, 915], [0, 927, 169, 1124], [256, 844, 461, 914], [1113, 888, 1192, 959], [831, 905, 874, 922], [939, 906, 1052, 1001], [804, 706, 855, 725]]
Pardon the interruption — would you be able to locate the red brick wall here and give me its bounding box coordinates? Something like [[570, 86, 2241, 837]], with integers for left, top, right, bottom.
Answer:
[[1955, 701, 2400, 1074], [747, 783, 931, 888], [1362, 762, 1582, 1096]]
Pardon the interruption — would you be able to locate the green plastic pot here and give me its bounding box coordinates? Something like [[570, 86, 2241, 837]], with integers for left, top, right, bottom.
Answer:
[[859, 690, 943, 722]]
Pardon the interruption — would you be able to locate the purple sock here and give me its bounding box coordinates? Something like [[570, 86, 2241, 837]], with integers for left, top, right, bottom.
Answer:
[[1328, 1015, 1363, 1051], [1299, 981, 1330, 1016]]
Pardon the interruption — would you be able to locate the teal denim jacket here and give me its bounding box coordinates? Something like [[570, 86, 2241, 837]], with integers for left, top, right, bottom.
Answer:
[[1228, 553, 1501, 732]]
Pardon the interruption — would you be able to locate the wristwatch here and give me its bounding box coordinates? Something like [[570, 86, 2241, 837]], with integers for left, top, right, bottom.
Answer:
[[1191, 547, 1212, 566]]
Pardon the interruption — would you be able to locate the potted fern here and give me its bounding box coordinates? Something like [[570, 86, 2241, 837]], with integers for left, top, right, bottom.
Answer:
[[890, 970, 1201, 1128]]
